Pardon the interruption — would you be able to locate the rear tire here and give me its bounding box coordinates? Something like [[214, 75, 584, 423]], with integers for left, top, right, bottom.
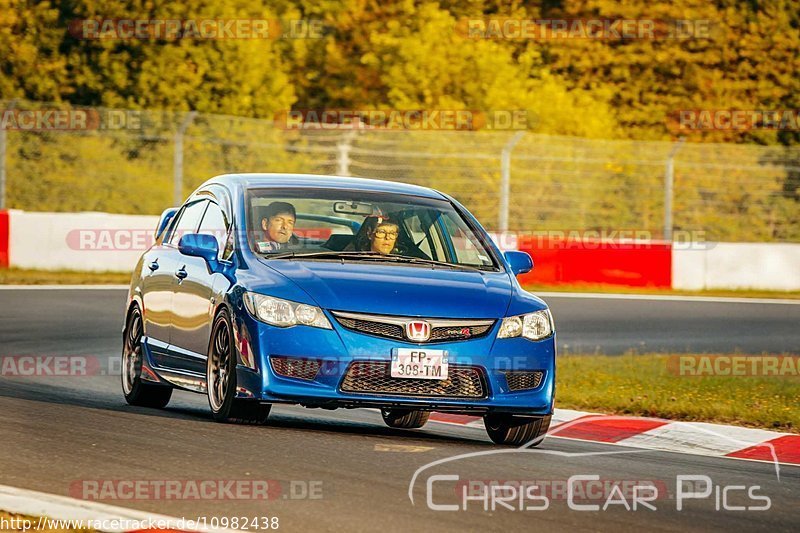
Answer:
[[207, 309, 271, 425], [121, 305, 172, 408], [381, 409, 430, 429], [484, 414, 551, 446]]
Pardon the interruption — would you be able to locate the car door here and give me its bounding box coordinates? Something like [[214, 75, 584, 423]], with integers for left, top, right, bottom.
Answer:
[[157, 198, 209, 370], [140, 207, 189, 364], [169, 199, 233, 372], [140, 240, 176, 360]]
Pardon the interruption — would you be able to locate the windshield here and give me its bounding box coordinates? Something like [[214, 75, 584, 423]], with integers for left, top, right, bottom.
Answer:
[[245, 188, 499, 270]]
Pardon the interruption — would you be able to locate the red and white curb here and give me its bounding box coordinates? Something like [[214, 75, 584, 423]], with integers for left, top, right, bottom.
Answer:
[[429, 409, 800, 466], [0, 484, 234, 533]]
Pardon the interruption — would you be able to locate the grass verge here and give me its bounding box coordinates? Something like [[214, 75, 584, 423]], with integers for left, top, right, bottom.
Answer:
[[0, 268, 129, 285], [558, 354, 799, 433]]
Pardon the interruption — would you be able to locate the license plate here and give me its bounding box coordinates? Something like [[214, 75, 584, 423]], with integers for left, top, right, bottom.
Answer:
[[391, 349, 448, 380]]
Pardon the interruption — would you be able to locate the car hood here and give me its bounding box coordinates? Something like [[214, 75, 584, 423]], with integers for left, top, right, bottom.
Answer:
[[257, 259, 514, 318]]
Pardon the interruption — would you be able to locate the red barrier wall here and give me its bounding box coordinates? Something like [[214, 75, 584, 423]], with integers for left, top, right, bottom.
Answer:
[[0, 210, 8, 268], [516, 237, 672, 288]]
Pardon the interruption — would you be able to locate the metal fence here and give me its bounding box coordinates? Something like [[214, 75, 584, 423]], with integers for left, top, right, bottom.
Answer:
[[1, 100, 798, 242]]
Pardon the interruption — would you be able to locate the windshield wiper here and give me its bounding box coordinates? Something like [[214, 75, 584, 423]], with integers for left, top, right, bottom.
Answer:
[[374, 255, 483, 271], [266, 250, 491, 271], [358, 253, 497, 271], [267, 250, 385, 260]]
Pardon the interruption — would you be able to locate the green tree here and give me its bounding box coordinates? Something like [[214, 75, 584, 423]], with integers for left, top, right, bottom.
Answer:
[[0, 0, 69, 100]]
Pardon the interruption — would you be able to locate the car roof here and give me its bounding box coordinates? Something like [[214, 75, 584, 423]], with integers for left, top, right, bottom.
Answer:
[[201, 173, 448, 200]]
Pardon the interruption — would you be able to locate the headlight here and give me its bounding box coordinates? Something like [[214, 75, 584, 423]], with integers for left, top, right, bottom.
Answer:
[[243, 293, 332, 329], [497, 309, 553, 341]]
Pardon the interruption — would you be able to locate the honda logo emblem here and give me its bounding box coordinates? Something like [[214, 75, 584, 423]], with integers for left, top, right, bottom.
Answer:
[[405, 321, 431, 342]]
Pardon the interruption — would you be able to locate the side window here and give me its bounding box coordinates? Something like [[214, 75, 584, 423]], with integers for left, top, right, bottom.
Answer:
[[167, 200, 208, 246], [198, 202, 234, 261], [402, 213, 441, 260], [441, 214, 492, 267], [161, 206, 184, 244]]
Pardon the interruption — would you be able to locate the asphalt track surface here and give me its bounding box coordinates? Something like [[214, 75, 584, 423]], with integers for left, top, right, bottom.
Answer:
[[0, 288, 798, 532], [0, 288, 798, 357]]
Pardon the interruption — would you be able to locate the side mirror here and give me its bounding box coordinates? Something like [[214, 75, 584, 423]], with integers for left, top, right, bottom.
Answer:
[[504, 250, 533, 276], [155, 207, 179, 240], [178, 233, 219, 269]]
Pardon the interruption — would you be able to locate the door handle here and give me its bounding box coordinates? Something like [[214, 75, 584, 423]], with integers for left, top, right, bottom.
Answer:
[[175, 267, 188, 280], [148, 259, 159, 271]]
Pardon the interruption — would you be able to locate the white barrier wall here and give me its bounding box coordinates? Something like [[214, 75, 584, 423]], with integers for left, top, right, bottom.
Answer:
[[673, 243, 800, 291], [5, 210, 800, 290], [9, 210, 159, 272]]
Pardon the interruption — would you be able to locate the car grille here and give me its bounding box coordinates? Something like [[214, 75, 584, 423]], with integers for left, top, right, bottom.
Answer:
[[331, 311, 495, 343], [270, 356, 321, 381], [430, 323, 493, 341], [340, 361, 487, 399], [335, 316, 405, 340], [503, 371, 544, 391]]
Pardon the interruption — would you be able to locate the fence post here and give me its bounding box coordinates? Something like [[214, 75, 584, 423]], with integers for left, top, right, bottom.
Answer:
[[0, 116, 6, 210], [664, 137, 685, 241], [336, 129, 357, 176], [174, 111, 197, 206], [0, 99, 17, 210], [499, 131, 525, 232]]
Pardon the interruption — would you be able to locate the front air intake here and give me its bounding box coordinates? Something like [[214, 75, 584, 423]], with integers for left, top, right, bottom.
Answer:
[[270, 356, 321, 381], [503, 371, 544, 391], [340, 361, 487, 399]]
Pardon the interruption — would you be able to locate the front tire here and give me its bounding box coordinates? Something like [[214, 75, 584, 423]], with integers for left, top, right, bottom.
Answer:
[[381, 409, 430, 429], [122, 305, 172, 408], [207, 309, 271, 425], [484, 414, 551, 446]]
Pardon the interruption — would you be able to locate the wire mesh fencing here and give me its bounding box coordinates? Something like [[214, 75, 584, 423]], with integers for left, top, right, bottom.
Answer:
[[1, 100, 798, 242]]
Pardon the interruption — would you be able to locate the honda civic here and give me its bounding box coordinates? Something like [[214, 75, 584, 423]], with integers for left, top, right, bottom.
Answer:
[[122, 174, 555, 445]]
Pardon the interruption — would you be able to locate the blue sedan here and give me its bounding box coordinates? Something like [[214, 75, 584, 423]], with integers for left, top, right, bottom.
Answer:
[[122, 174, 555, 445]]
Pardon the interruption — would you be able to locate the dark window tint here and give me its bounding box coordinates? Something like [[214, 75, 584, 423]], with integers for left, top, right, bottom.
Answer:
[[168, 200, 208, 245], [198, 202, 233, 260]]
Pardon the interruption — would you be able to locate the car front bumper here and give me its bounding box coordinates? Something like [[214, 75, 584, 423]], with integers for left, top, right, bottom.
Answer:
[[231, 311, 556, 416]]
